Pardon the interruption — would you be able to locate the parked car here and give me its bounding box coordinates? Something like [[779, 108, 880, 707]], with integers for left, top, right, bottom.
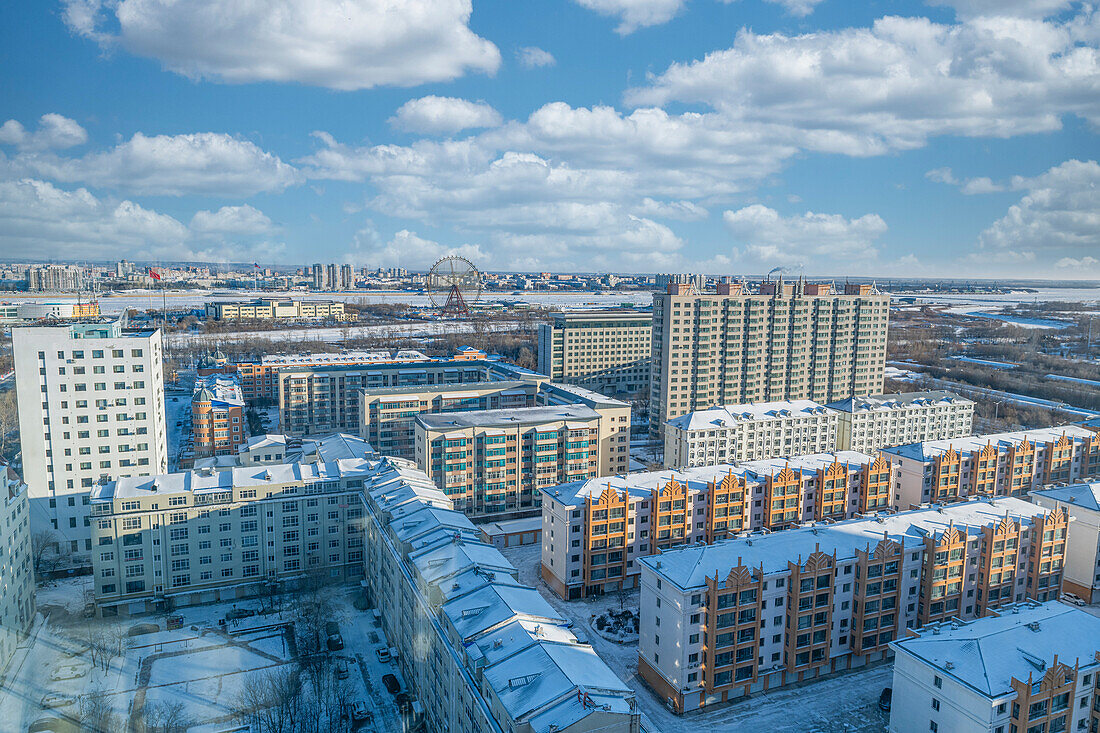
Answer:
[[878, 687, 892, 712], [226, 608, 256, 621], [375, 647, 391, 663], [382, 674, 401, 694], [335, 659, 349, 680], [325, 621, 340, 636], [350, 701, 371, 722], [40, 693, 76, 709], [27, 716, 78, 733], [326, 633, 345, 651], [1061, 593, 1086, 606]]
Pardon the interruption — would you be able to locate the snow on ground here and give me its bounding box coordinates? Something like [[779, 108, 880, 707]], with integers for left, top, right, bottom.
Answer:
[[168, 320, 526, 347], [499, 543, 892, 733]]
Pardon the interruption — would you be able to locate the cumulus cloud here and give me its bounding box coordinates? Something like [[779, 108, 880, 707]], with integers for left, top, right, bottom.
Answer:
[[925, 167, 1005, 193], [925, 0, 1072, 20], [722, 204, 888, 265], [389, 96, 502, 135], [978, 159, 1100, 253], [190, 205, 274, 235], [572, 0, 687, 34], [517, 47, 556, 68], [9, 131, 299, 196], [61, 0, 501, 90], [346, 225, 488, 268], [1054, 256, 1099, 269], [0, 114, 88, 151], [765, 0, 825, 17]]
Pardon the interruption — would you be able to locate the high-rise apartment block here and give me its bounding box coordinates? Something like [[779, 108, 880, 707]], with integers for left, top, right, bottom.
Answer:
[[637, 498, 1067, 713], [540, 451, 895, 599], [537, 310, 652, 396], [190, 375, 246, 459], [0, 461, 34, 674], [24, 264, 84, 292], [827, 390, 974, 453], [889, 601, 1100, 733], [649, 280, 889, 435], [883, 426, 1100, 509], [663, 399, 838, 468], [13, 320, 168, 558], [1030, 481, 1100, 603]]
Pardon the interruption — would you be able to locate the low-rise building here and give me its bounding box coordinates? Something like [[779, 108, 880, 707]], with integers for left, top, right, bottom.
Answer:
[[827, 391, 974, 453], [0, 461, 34, 675], [663, 400, 838, 469], [360, 458, 640, 733], [637, 498, 1068, 713], [537, 310, 652, 396], [191, 375, 246, 458], [883, 426, 1100, 509], [540, 452, 895, 600], [1030, 481, 1100, 603], [204, 298, 352, 321], [889, 601, 1100, 733]]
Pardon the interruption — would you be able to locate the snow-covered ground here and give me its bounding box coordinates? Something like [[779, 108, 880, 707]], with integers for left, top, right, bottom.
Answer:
[[168, 320, 526, 347], [500, 543, 892, 733]]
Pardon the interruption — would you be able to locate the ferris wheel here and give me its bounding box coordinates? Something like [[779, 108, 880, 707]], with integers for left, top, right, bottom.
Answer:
[[427, 256, 482, 316]]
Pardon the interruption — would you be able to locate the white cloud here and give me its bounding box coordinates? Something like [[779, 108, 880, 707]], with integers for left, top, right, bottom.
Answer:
[[62, 0, 500, 90], [627, 14, 1100, 154], [926, 167, 1005, 193], [764, 0, 825, 18], [722, 204, 888, 265], [1054, 255, 1099, 269], [190, 205, 274, 235], [517, 47, 556, 68], [926, 0, 1072, 21], [979, 159, 1100, 253], [925, 167, 959, 185], [346, 225, 488, 269], [11, 131, 300, 196], [389, 96, 502, 135], [0, 178, 284, 261], [0, 114, 88, 151], [572, 0, 686, 34]]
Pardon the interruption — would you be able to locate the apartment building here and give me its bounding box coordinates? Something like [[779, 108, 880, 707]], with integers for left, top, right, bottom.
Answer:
[[649, 279, 889, 435], [191, 375, 246, 458], [537, 310, 652, 396], [12, 320, 168, 559], [89, 459, 370, 616], [541, 451, 894, 599], [277, 359, 540, 436], [204, 298, 351, 321], [1030, 481, 1100, 603], [827, 391, 975, 453], [360, 458, 639, 733], [416, 405, 604, 522], [537, 381, 632, 477], [889, 601, 1100, 733], [637, 498, 1068, 713], [883, 426, 1100, 509], [0, 461, 34, 675], [663, 399, 838, 469], [358, 381, 539, 460]]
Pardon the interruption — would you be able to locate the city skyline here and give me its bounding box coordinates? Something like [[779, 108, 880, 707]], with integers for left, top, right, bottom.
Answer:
[[1, 1, 1097, 278]]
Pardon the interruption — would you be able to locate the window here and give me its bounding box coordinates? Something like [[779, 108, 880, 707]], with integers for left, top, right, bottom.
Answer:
[[933, 675, 942, 689]]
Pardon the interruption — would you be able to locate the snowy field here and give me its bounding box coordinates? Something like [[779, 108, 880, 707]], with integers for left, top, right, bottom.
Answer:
[[499, 543, 892, 733]]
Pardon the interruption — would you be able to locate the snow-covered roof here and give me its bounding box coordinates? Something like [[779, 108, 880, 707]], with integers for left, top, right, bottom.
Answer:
[[418, 404, 600, 430], [641, 497, 1051, 590], [241, 433, 287, 451], [539, 381, 629, 407], [390, 505, 477, 545], [667, 399, 833, 431], [826, 390, 973, 414], [259, 349, 429, 366], [738, 451, 882, 480], [1030, 481, 1100, 513], [480, 516, 543, 537], [443, 583, 565, 642], [882, 425, 1096, 462], [409, 539, 514, 586], [892, 601, 1100, 698], [295, 432, 376, 462]]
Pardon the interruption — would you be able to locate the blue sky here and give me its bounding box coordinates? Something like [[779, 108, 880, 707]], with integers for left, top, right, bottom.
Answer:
[[0, 0, 1097, 278]]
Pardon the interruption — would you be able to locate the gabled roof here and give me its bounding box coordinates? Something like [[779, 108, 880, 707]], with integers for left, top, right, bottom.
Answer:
[[882, 425, 1096, 462], [1030, 481, 1100, 513], [442, 583, 565, 642]]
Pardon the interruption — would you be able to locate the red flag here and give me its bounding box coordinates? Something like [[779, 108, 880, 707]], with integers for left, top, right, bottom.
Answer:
[[254, 262, 261, 269], [149, 268, 161, 281]]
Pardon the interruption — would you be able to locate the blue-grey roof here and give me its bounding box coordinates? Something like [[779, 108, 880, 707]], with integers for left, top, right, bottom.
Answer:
[[1030, 482, 1100, 512]]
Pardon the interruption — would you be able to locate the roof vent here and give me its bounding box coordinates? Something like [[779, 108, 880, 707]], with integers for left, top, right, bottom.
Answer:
[[1026, 621, 1041, 632], [945, 661, 954, 670]]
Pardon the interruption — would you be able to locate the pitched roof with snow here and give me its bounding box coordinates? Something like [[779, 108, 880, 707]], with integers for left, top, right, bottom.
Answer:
[[882, 425, 1096, 462], [667, 399, 833, 431], [826, 390, 973, 414], [1030, 481, 1100, 513]]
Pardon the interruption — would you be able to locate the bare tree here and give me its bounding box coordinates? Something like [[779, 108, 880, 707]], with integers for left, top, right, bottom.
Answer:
[[141, 700, 192, 733], [78, 685, 119, 733], [0, 390, 17, 460], [31, 528, 60, 576], [234, 667, 304, 733]]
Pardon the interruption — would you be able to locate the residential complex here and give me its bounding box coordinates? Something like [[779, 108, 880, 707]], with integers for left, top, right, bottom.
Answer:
[[890, 601, 1100, 733], [537, 310, 652, 396], [883, 426, 1100, 509], [204, 297, 352, 321], [827, 391, 975, 453], [1030, 481, 1100, 602], [358, 380, 539, 460], [190, 374, 246, 459], [0, 462, 34, 675], [663, 399, 838, 469], [12, 320, 168, 559], [540, 451, 895, 600], [637, 498, 1068, 713], [360, 458, 639, 733], [649, 279, 889, 435], [89, 458, 370, 615]]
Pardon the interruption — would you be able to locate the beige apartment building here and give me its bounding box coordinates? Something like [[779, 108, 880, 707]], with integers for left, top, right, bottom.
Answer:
[[204, 297, 351, 321], [882, 425, 1100, 509], [537, 310, 652, 396], [649, 279, 889, 435], [0, 462, 34, 675], [827, 390, 974, 453], [89, 460, 369, 615], [663, 399, 838, 469], [541, 451, 895, 599], [1030, 481, 1100, 603], [638, 497, 1068, 713]]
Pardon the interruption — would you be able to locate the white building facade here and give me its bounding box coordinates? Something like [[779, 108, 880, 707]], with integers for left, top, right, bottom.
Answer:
[[0, 462, 34, 675], [827, 391, 975, 453], [1030, 481, 1100, 603]]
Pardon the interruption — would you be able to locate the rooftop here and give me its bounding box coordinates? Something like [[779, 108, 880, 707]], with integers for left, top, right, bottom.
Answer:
[[882, 425, 1096, 462], [258, 349, 430, 366], [193, 374, 244, 406], [827, 390, 974, 413], [1030, 481, 1100, 513], [538, 381, 630, 407], [640, 497, 1050, 589], [293, 432, 376, 463], [892, 601, 1100, 698], [667, 399, 833, 430], [417, 404, 600, 431], [358, 380, 533, 397]]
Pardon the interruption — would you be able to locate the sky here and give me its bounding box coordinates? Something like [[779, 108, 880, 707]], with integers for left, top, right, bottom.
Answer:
[[0, 0, 1097, 278]]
